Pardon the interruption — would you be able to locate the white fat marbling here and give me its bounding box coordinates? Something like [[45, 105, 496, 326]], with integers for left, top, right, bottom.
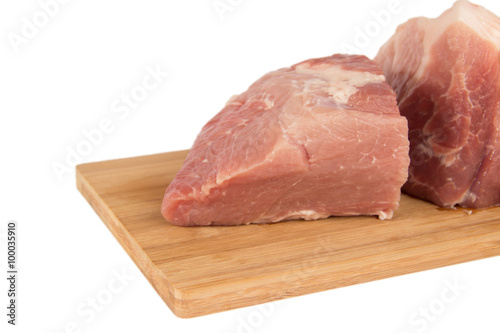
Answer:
[[295, 64, 385, 104]]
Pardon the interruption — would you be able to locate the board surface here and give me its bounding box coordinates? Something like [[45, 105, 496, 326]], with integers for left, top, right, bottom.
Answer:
[[76, 150, 500, 318]]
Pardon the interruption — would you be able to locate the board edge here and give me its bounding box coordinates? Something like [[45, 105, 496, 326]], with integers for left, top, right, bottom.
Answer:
[[75, 163, 190, 318]]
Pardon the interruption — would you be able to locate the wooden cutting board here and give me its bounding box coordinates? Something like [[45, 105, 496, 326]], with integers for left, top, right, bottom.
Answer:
[[76, 150, 500, 318]]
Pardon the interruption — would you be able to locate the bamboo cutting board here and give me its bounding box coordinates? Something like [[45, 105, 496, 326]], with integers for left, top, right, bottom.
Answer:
[[76, 150, 500, 318]]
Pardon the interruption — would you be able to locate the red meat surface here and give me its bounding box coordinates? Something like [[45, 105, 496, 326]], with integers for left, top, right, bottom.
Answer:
[[162, 54, 409, 226], [375, 0, 500, 208]]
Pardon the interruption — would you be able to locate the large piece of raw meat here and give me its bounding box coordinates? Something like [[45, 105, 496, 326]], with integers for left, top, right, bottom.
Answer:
[[162, 54, 409, 226], [375, 0, 500, 208]]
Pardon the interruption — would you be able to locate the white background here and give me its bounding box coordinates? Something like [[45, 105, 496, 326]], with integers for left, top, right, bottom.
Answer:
[[1, 0, 500, 332]]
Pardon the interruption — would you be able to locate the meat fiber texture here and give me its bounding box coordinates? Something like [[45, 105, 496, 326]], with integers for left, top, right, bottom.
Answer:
[[375, 0, 500, 209], [162, 54, 410, 226]]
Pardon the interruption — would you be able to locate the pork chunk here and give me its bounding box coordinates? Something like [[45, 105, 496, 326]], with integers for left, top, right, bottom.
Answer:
[[162, 54, 409, 226], [375, 0, 500, 208]]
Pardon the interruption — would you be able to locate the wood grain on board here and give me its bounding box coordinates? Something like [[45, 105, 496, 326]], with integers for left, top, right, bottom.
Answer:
[[76, 150, 500, 318]]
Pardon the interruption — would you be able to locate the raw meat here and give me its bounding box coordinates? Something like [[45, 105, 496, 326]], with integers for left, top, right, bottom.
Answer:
[[375, 0, 500, 208], [161, 54, 409, 226]]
